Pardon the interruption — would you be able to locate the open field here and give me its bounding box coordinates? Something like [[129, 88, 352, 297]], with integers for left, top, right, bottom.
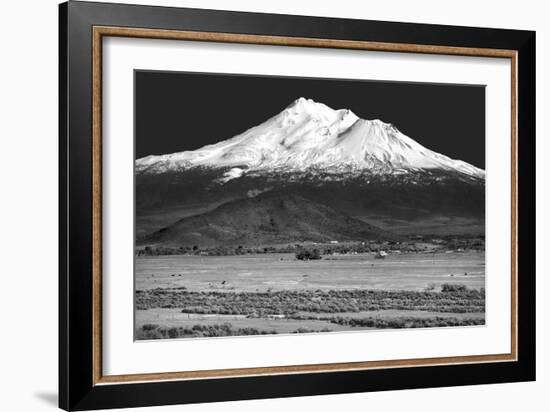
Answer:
[[135, 251, 485, 339], [136, 307, 485, 339], [136, 251, 485, 292], [136, 310, 353, 333]]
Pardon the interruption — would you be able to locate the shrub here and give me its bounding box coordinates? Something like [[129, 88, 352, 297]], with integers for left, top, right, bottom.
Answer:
[[135, 323, 278, 339], [441, 283, 468, 293], [136, 287, 485, 315], [167, 327, 180, 339], [295, 248, 321, 261]]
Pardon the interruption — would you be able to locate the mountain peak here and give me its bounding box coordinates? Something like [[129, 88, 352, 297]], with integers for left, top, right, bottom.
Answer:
[[288, 96, 330, 111], [288, 96, 313, 108], [284, 97, 356, 122], [136, 98, 485, 180]]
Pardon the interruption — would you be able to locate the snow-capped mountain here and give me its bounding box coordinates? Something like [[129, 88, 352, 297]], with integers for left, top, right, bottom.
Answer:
[[136, 97, 485, 182], [136, 97, 486, 238]]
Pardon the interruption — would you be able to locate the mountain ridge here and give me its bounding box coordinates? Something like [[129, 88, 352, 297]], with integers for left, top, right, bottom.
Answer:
[[141, 191, 400, 247], [136, 97, 485, 181]]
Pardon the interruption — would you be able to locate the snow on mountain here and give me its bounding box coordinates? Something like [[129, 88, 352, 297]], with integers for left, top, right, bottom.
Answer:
[[136, 97, 485, 180]]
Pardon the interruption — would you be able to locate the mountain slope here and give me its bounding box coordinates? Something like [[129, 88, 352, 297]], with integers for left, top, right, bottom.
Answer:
[[136, 97, 484, 180], [141, 191, 398, 247], [135, 97, 485, 237]]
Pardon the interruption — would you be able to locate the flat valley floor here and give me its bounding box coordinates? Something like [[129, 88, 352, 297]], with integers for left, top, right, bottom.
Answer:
[[135, 251, 485, 340]]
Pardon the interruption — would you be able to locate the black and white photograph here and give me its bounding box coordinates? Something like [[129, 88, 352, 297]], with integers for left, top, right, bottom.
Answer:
[[134, 71, 486, 340]]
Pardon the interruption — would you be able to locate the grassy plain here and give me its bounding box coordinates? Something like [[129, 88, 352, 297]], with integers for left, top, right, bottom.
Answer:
[[135, 251, 485, 339], [135, 251, 485, 292]]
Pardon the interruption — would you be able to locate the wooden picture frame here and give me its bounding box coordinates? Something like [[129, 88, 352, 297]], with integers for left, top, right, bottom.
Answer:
[[59, 1, 535, 410]]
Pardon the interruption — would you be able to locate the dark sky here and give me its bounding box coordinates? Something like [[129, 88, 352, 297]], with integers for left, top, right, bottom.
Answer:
[[135, 70, 485, 169]]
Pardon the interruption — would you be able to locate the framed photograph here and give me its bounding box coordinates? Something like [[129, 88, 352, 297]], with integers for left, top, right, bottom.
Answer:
[[59, 1, 535, 410]]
